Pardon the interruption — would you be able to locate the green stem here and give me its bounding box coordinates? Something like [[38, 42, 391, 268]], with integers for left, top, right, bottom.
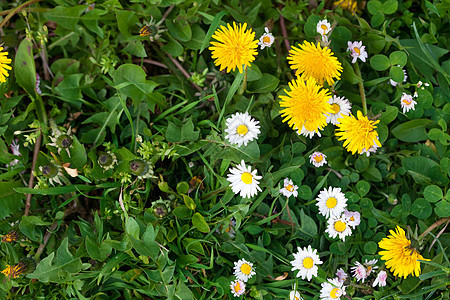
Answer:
[[237, 67, 248, 95], [353, 62, 367, 115], [0, 0, 44, 29]]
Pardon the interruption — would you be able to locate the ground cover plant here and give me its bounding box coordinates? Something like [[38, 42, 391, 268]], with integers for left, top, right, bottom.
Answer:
[[0, 0, 449, 299]]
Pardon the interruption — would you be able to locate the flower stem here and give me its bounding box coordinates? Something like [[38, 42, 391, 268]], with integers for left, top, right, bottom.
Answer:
[[237, 67, 248, 95], [419, 217, 450, 240], [353, 62, 367, 115]]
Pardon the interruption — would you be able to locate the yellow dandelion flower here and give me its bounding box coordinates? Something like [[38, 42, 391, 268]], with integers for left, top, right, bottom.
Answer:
[[1, 230, 19, 243], [335, 110, 382, 154], [209, 22, 258, 73], [378, 226, 430, 279], [279, 75, 333, 133], [1, 262, 26, 279], [0, 47, 12, 83], [287, 41, 343, 86]]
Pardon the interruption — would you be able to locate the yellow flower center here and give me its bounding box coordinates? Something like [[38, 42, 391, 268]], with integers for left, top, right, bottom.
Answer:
[[350, 216, 355, 221], [331, 103, 341, 114], [326, 197, 337, 208], [314, 155, 323, 163], [236, 124, 249, 135], [302, 257, 314, 269], [295, 297, 300, 300], [321, 24, 329, 32], [403, 98, 412, 105], [241, 172, 253, 184], [286, 184, 294, 192], [240, 263, 252, 275], [367, 266, 372, 272], [354, 47, 360, 55], [330, 288, 340, 298], [234, 282, 242, 293], [334, 220, 346, 232], [263, 36, 271, 44]]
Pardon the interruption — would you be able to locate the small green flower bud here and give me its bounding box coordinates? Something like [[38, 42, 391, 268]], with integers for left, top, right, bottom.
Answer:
[[129, 159, 149, 177], [57, 134, 73, 149], [41, 164, 58, 178]]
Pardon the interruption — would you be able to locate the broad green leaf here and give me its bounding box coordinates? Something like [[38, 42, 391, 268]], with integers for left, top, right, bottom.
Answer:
[[45, 6, 86, 31], [382, 0, 398, 14], [192, 212, 210, 233], [183, 194, 196, 210], [380, 105, 398, 124], [391, 119, 432, 142], [370, 54, 390, 71], [367, 0, 383, 15], [166, 118, 200, 143], [389, 51, 407, 67], [356, 180, 370, 197], [423, 185, 443, 203], [28, 238, 83, 283], [0, 181, 25, 219], [402, 156, 448, 186], [411, 198, 432, 219], [390, 66, 405, 83], [112, 64, 158, 105], [247, 73, 279, 93], [165, 19, 192, 42], [19, 215, 52, 242], [434, 200, 450, 217], [14, 39, 36, 96]]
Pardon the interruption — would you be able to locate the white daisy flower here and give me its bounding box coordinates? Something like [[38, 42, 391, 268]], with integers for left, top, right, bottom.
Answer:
[[336, 268, 348, 283], [290, 245, 323, 281], [351, 261, 367, 282], [233, 259, 256, 282], [279, 178, 298, 197], [310, 152, 327, 167], [230, 279, 246, 297], [364, 259, 378, 275], [347, 41, 368, 63], [343, 210, 360, 229], [297, 125, 322, 139], [327, 96, 352, 125], [400, 93, 417, 113], [389, 65, 407, 86], [258, 27, 274, 49], [227, 160, 262, 199], [373, 270, 387, 287], [225, 112, 261, 147], [317, 19, 331, 42], [316, 187, 347, 219], [417, 80, 423, 88], [290, 290, 303, 300], [325, 215, 352, 241], [320, 278, 346, 300]]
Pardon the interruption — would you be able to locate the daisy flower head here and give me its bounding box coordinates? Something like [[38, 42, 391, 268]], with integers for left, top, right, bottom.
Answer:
[[287, 41, 343, 86], [343, 210, 360, 229], [351, 261, 367, 282], [290, 290, 303, 300], [225, 112, 261, 147], [230, 279, 246, 297], [389, 65, 407, 86], [227, 160, 262, 199], [400, 93, 417, 113], [364, 259, 378, 275], [378, 226, 430, 278], [209, 22, 258, 73], [335, 110, 382, 155], [290, 245, 323, 281], [258, 27, 274, 49], [320, 278, 346, 300], [0, 47, 12, 83], [279, 178, 298, 198], [327, 95, 352, 125], [316, 186, 347, 219], [336, 268, 348, 282], [347, 41, 368, 63], [279, 75, 333, 134], [233, 259, 256, 282], [310, 151, 328, 167], [373, 270, 387, 287], [1, 230, 19, 243], [316, 19, 332, 42], [298, 125, 322, 139], [325, 215, 352, 241]]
